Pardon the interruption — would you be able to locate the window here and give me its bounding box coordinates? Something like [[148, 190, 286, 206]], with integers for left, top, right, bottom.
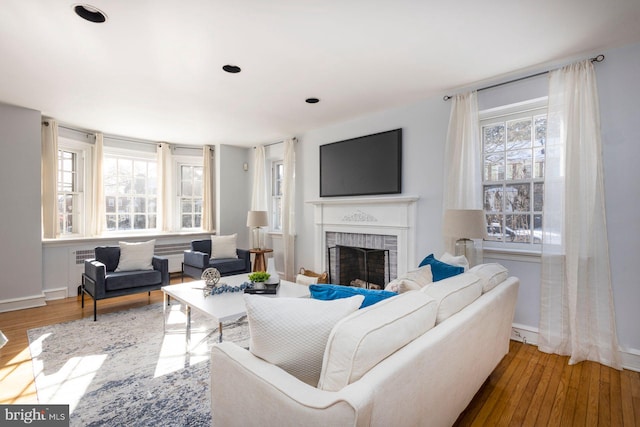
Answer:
[[271, 161, 284, 232], [481, 100, 546, 247], [179, 164, 203, 229], [56, 137, 90, 235], [103, 154, 157, 232], [57, 149, 82, 234]]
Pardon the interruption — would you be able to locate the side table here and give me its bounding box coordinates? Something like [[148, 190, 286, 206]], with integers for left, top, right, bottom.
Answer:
[[249, 248, 273, 272]]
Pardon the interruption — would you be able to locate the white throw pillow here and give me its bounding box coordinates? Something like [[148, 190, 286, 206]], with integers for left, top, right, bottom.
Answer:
[[469, 263, 509, 293], [210, 234, 238, 259], [384, 265, 432, 293], [295, 274, 319, 286], [244, 294, 364, 386], [440, 252, 470, 272], [115, 240, 155, 272], [421, 272, 482, 324], [318, 291, 437, 391]]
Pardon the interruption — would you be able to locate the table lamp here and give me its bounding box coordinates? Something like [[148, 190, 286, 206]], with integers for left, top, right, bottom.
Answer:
[[443, 209, 486, 267], [247, 210, 268, 250]]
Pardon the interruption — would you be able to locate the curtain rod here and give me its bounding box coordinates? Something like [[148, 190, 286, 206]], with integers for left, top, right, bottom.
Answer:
[[254, 137, 297, 149], [443, 54, 605, 101]]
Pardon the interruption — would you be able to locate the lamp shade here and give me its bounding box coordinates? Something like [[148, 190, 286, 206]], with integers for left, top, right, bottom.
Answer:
[[247, 210, 268, 227], [443, 209, 486, 239]]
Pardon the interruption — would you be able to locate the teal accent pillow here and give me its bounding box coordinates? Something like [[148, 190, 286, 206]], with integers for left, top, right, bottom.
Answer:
[[418, 254, 464, 282], [309, 284, 397, 308]]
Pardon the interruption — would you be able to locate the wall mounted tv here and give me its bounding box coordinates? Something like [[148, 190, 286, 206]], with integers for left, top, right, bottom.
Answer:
[[320, 128, 402, 197]]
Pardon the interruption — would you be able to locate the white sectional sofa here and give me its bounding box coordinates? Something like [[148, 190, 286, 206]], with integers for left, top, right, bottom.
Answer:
[[210, 265, 519, 427]]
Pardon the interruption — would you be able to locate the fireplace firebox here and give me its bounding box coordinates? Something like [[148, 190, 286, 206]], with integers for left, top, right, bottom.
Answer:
[[327, 245, 390, 289]]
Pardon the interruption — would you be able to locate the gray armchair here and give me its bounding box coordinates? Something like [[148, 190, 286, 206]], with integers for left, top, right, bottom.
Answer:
[[182, 239, 251, 280], [82, 246, 169, 321]]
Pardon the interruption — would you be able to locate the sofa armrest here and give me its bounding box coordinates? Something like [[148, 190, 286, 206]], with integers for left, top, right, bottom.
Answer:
[[152, 256, 169, 286], [83, 259, 106, 299], [211, 342, 372, 427], [236, 248, 251, 272], [84, 259, 106, 281], [183, 250, 209, 269]]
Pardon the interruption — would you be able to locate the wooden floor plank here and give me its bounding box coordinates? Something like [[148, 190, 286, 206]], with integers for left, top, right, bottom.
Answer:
[[573, 360, 592, 426], [494, 344, 539, 425], [559, 360, 582, 426], [587, 362, 602, 425], [509, 350, 549, 427], [534, 353, 567, 426], [3, 288, 640, 424], [547, 356, 573, 426], [610, 368, 624, 427]]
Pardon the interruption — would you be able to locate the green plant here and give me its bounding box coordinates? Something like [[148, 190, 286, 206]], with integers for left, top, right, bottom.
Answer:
[[248, 271, 270, 283]]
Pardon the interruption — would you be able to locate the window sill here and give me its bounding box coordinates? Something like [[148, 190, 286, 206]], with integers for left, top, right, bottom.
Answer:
[[42, 230, 213, 247]]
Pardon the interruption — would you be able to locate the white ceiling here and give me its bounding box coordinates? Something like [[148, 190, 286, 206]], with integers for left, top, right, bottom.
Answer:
[[1, 1, 640, 147]]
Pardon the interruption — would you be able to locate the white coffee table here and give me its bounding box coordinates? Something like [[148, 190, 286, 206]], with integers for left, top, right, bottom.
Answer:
[[162, 273, 309, 349]]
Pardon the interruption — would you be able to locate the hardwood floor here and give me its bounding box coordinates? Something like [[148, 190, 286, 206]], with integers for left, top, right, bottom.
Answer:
[[2, 286, 639, 426]]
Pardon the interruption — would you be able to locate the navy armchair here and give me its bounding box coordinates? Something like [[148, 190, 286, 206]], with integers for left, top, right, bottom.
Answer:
[[82, 246, 169, 321], [182, 239, 251, 280]]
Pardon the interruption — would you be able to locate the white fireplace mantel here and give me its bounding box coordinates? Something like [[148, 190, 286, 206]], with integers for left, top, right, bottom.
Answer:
[[306, 196, 419, 277]]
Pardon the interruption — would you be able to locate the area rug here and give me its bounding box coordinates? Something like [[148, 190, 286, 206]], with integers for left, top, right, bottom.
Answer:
[[27, 301, 249, 427]]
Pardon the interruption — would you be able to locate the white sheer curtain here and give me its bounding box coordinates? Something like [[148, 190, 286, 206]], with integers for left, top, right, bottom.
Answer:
[[442, 92, 482, 253], [41, 119, 59, 238], [538, 60, 621, 369], [89, 132, 104, 236], [202, 145, 215, 232], [157, 143, 173, 232], [282, 138, 296, 281], [251, 145, 267, 211]]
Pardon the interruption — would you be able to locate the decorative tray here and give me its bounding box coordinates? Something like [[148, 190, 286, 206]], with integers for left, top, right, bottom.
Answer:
[[244, 282, 280, 295]]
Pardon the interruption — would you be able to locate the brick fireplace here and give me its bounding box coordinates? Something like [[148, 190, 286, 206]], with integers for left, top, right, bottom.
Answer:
[[307, 196, 418, 285]]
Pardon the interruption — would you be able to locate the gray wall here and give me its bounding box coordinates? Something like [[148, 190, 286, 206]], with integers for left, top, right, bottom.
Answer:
[[296, 41, 640, 355], [0, 103, 42, 301]]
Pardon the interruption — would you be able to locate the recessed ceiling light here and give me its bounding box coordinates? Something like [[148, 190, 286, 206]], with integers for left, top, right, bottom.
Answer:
[[73, 4, 108, 23], [305, 98, 320, 104], [222, 65, 242, 74]]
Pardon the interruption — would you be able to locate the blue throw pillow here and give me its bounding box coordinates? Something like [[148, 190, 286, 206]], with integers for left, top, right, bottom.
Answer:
[[309, 284, 397, 308], [418, 254, 464, 282]]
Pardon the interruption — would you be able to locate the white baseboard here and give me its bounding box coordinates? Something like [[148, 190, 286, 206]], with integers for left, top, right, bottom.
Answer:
[[620, 347, 640, 372], [511, 323, 539, 345], [0, 294, 46, 313], [511, 323, 640, 372], [44, 287, 68, 301]]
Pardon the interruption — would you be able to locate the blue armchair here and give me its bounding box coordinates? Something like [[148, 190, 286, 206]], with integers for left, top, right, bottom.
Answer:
[[182, 239, 251, 280], [82, 246, 169, 321]]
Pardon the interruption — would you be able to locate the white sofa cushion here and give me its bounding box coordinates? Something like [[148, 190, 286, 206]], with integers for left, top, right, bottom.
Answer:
[[210, 233, 238, 259], [469, 263, 509, 293], [385, 265, 432, 293], [115, 239, 155, 272], [317, 290, 438, 392], [295, 274, 319, 286], [244, 294, 364, 386], [421, 273, 482, 324]]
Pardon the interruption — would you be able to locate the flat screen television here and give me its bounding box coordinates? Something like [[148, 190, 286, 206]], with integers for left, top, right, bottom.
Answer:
[[320, 128, 402, 197]]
